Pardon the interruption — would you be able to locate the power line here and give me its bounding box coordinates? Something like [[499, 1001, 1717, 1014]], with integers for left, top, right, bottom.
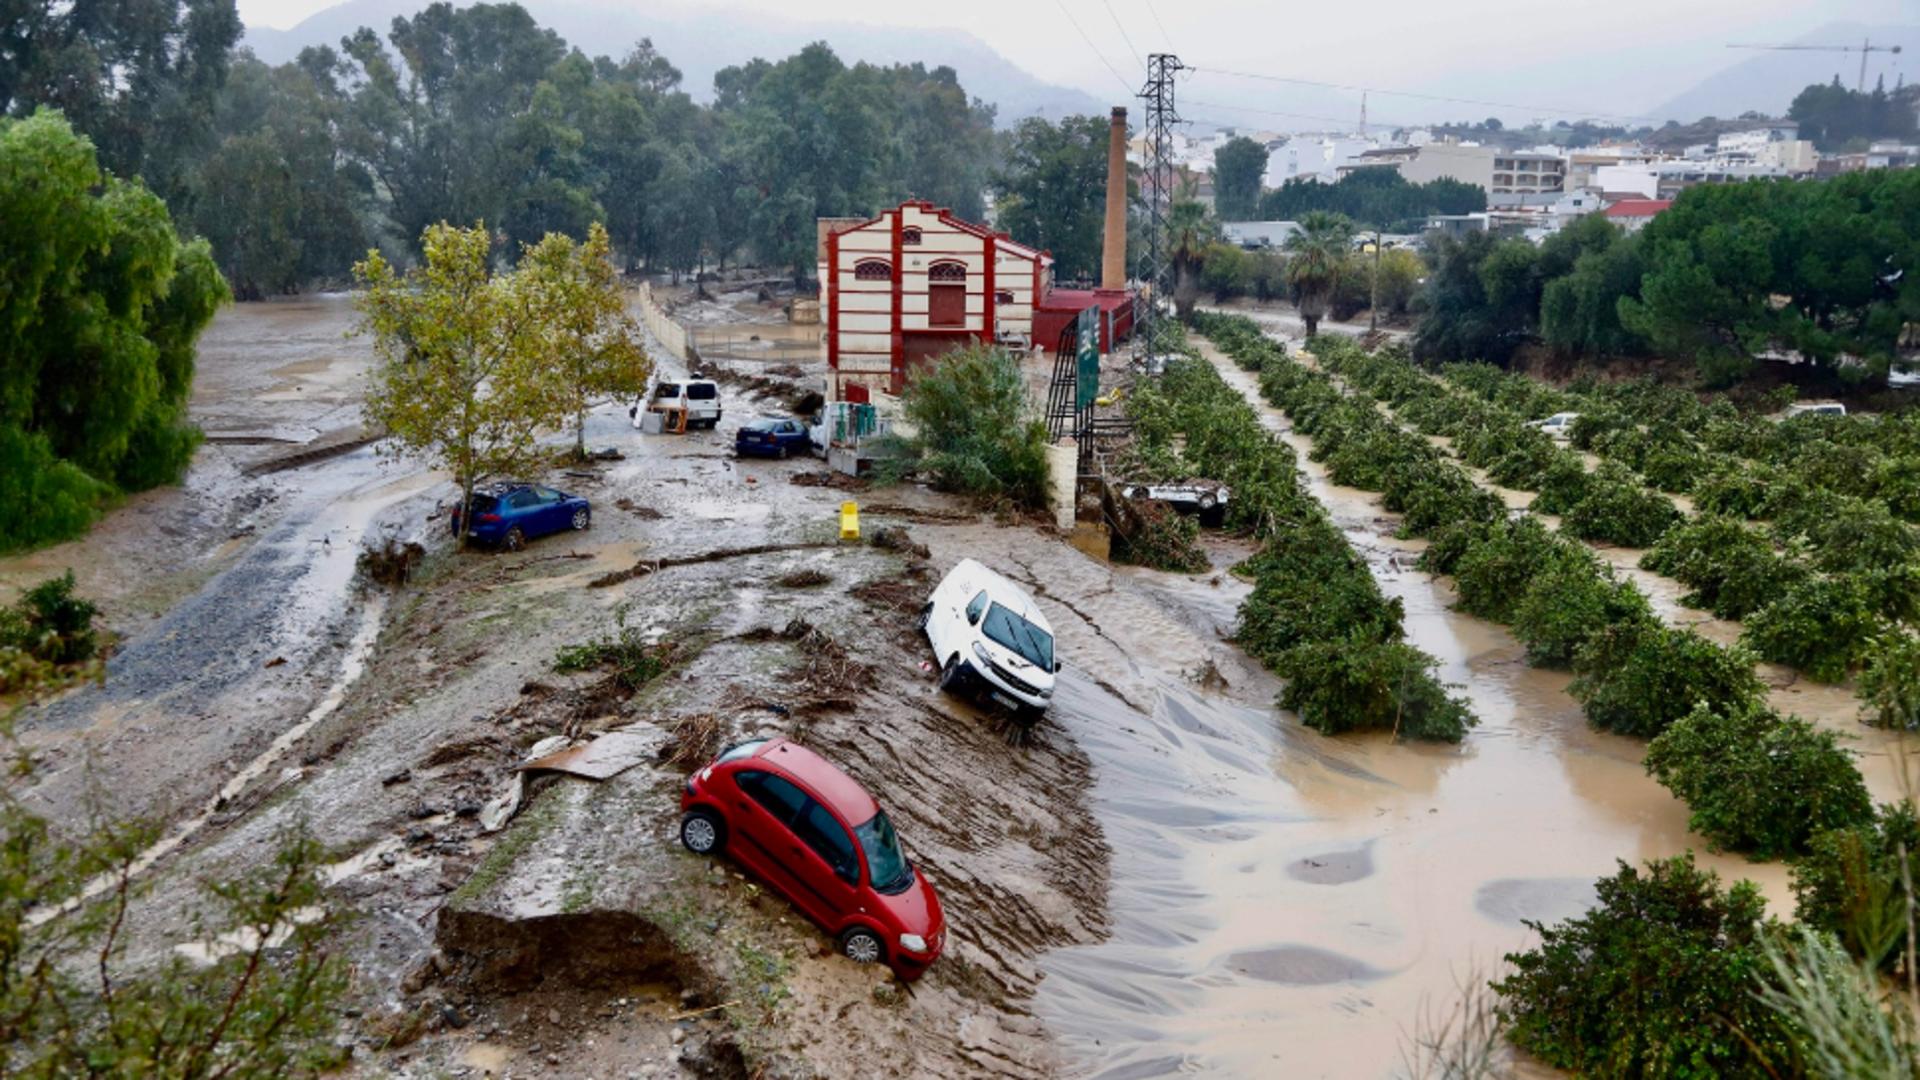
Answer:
[[1139, 0, 1175, 53], [1185, 99, 1415, 132], [1190, 66, 1671, 125], [1099, 0, 1145, 71], [1051, 0, 1137, 96]]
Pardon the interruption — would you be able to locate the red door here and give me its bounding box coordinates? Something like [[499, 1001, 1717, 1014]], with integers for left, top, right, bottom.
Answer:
[[928, 284, 965, 327], [728, 770, 817, 906]]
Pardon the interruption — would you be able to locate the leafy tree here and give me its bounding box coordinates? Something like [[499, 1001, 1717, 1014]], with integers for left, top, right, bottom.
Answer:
[[1166, 196, 1219, 320], [0, 111, 228, 552], [1259, 168, 1482, 231], [1541, 229, 1647, 359], [1286, 210, 1353, 336], [1859, 633, 1920, 731], [887, 346, 1050, 511], [1495, 854, 1791, 1078], [357, 223, 571, 543], [993, 115, 1112, 282], [1645, 701, 1872, 858], [519, 223, 651, 457], [1790, 77, 1920, 150], [1741, 576, 1884, 684], [0, 0, 242, 210], [1511, 561, 1654, 669], [1413, 232, 1529, 365], [1210, 135, 1266, 222]]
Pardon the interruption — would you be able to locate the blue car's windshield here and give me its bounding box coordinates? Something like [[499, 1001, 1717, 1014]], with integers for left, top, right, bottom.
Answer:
[[743, 418, 779, 432], [982, 602, 1054, 669], [854, 811, 912, 894]]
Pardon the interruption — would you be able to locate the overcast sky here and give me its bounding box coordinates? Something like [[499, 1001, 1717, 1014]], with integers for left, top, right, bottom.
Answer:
[[239, 0, 1917, 122]]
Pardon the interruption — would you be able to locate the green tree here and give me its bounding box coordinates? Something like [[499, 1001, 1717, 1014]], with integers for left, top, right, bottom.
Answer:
[[992, 115, 1112, 282], [1285, 210, 1354, 336], [1210, 135, 1266, 222], [1167, 196, 1220, 320], [888, 346, 1050, 510], [1260, 168, 1483, 231], [0, 111, 228, 552], [519, 222, 652, 458], [357, 223, 570, 544]]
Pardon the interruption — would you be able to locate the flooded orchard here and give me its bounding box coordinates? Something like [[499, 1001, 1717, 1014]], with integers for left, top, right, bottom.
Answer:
[[9, 296, 1903, 1078]]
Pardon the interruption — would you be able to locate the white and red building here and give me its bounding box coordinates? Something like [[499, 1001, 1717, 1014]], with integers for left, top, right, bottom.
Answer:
[[818, 201, 1132, 398]]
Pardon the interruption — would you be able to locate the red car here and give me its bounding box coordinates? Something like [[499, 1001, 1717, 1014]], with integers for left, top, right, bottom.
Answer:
[[679, 738, 944, 978]]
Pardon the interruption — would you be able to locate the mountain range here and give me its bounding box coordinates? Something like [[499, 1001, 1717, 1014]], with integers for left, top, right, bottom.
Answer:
[[242, 0, 1109, 127], [1652, 21, 1920, 122]]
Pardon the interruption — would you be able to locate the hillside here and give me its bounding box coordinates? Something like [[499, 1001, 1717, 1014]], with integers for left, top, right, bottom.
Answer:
[[242, 0, 1110, 126], [1653, 20, 1920, 122]]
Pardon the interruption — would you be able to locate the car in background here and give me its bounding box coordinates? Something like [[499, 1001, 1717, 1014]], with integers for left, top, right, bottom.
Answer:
[[1121, 480, 1229, 527], [920, 558, 1059, 721], [679, 738, 944, 979], [450, 483, 590, 550], [1783, 402, 1847, 419], [638, 377, 722, 429], [734, 416, 811, 458], [1890, 366, 1920, 390], [1524, 412, 1580, 440]]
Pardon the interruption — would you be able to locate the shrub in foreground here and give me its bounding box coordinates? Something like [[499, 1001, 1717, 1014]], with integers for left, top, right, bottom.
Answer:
[[0, 570, 103, 696], [1570, 622, 1765, 738], [1560, 463, 1681, 548], [1274, 635, 1473, 742], [1494, 854, 1790, 1078], [1793, 803, 1920, 972], [1645, 702, 1872, 858], [1754, 928, 1920, 1080]]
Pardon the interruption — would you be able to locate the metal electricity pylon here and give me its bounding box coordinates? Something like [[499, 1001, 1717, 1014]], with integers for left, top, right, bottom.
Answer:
[[1137, 52, 1183, 356]]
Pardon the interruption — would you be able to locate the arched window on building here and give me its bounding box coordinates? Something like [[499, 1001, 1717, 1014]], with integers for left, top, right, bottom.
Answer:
[[928, 261, 966, 327], [901, 227, 923, 245], [853, 259, 892, 281]]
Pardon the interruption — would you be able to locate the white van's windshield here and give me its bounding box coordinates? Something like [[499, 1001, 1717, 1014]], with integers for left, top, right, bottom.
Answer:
[[982, 603, 1054, 669]]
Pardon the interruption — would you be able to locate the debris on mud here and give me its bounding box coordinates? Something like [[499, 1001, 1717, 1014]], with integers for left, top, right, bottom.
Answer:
[[612, 497, 665, 519], [774, 568, 832, 588], [659, 713, 728, 770], [553, 632, 682, 692], [789, 470, 867, 492], [357, 535, 427, 586], [589, 541, 838, 588], [867, 525, 930, 559]]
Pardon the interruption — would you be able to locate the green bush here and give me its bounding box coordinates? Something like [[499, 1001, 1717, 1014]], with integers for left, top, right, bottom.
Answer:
[[1753, 928, 1920, 1080], [1274, 635, 1473, 742], [0, 570, 103, 697], [891, 346, 1051, 510], [1570, 622, 1765, 737], [1741, 576, 1883, 684], [1857, 633, 1920, 730], [1793, 804, 1920, 972], [1640, 515, 1808, 620], [1691, 465, 1779, 519], [1645, 702, 1872, 858], [1446, 515, 1579, 624], [1113, 502, 1209, 573], [1560, 463, 1680, 548], [0, 426, 117, 555], [1511, 562, 1656, 669], [1494, 854, 1791, 1078], [1528, 451, 1591, 514]]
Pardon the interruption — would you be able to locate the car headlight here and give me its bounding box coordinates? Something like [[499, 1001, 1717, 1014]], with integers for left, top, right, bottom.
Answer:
[[899, 933, 927, 953], [971, 641, 992, 666]]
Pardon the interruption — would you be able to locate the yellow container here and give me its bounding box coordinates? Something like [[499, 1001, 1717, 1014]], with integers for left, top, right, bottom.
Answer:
[[840, 501, 860, 541]]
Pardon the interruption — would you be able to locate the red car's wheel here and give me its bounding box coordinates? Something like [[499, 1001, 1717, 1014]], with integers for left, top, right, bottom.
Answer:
[[680, 809, 725, 855], [839, 927, 885, 966]]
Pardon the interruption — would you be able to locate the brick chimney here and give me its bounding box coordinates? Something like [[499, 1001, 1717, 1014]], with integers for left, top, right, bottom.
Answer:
[[1102, 106, 1127, 291]]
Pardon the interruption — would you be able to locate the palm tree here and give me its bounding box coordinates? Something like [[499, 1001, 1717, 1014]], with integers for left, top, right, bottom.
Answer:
[[1285, 210, 1356, 337], [1165, 193, 1219, 322]]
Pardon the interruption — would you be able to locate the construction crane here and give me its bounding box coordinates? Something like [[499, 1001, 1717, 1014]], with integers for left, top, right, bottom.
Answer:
[[1728, 38, 1904, 92]]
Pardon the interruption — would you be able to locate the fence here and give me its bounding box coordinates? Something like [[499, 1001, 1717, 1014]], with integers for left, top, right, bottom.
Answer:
[[634, 282, 691, 362]]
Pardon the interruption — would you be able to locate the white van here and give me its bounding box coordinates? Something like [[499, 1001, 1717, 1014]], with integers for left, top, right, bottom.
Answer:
[[920, 558, 1059, 720], [637, 378, 722, 429], [1524, 411, 1579, 439], [1783, 402, 1847, 420]]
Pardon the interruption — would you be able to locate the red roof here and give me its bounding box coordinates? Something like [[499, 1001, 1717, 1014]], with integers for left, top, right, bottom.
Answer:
[[1604, 199, 1672, 219]]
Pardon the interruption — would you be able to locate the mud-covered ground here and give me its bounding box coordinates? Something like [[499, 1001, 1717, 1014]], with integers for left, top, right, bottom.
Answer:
[[18, 294, 1910, 1079]]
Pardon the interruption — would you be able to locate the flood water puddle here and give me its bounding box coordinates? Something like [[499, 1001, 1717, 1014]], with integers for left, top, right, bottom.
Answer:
[[1029, 344, 1809, 1078]]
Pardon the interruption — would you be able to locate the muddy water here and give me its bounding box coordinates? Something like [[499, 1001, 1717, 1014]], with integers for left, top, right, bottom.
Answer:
[[1029, 347, 1824, 1078]]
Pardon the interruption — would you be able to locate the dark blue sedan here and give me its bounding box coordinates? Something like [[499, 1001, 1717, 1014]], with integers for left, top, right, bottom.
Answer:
[[451, 484, 591, 550], [734, 416, 810, 459]]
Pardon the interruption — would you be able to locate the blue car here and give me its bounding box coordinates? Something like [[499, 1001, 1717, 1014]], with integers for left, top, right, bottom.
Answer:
[[450, 483, 591, 550], [734, 416, 811, 459]]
